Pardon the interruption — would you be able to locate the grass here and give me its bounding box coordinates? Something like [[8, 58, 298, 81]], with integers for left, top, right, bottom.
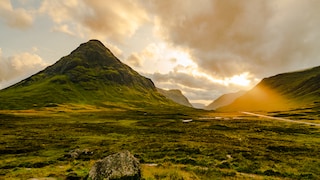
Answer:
[[1, 106, 320, 179], [267, 102, 320, 123]]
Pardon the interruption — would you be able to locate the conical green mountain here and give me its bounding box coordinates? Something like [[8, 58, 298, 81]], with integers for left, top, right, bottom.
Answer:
[[220, 66, 320, 111], [0, 40, 179, 109]]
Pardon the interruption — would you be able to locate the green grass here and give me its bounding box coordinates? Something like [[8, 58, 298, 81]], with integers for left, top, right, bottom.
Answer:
[[1, 108, 320, 179], [0, 73, 176, 110]]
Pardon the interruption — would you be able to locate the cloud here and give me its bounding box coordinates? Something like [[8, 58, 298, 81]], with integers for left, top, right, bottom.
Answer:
[[103, 41, 123, 59], [40, 0, 149, 42], [145, 67, 253, 104], [129, 40, 259, 103], [126, 53, 142, 67], [147, 0, 320, 78], [0, 0, 33, 29], [125, 42, 198, 75], [0, 48, 48, 88], [146, 71, 216, 103], [52, 24, 77, 36]]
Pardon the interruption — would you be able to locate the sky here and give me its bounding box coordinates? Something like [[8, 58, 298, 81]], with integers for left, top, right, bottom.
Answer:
[[1, 0, 320, 107]]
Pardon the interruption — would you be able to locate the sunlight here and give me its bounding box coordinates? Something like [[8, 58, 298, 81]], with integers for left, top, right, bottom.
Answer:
[[134, 42, 198, 74], [227, 72, 251, 86], [136, 41, 254, 90], [174, 51, 195, 67]]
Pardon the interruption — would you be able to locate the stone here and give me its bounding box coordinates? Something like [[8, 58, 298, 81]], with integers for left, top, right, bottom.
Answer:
[[88, 150, 141, 180], [65, 148, 93, 159]]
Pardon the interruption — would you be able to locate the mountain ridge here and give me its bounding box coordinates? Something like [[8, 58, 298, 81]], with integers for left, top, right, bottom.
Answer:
[[219, 65, 320, 111]]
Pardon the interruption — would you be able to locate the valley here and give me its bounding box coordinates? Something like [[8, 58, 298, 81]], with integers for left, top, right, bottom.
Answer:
[[0, 40, 319, 179], [2, 1, 320, 179], [1, 106, 320, 179]]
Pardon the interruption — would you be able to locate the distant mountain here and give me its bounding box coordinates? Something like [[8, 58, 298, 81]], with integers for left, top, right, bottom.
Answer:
[[192, 103, 206, 109], [220, 66, 320, 111], [157, 88, 193, 107], [0, 40, 181, 110], [205, 91, 245, 110]]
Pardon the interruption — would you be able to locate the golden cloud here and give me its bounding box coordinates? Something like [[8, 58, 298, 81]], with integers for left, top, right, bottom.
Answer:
[[0, 0, 33, 29], [40, 0, 149, 42], [147, 0, 320, 78], [0, 48, 48, 86]]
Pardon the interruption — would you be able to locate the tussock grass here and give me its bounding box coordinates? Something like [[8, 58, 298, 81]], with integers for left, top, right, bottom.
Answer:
[[1, 109, 320, 179]]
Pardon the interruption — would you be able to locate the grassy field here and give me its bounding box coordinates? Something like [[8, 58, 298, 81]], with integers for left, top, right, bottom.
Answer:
[[267, 102, 320, 124], [1, 106, 320, 179]]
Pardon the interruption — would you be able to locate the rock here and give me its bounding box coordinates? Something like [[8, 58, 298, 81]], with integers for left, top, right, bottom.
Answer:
[[65, 148, 93, 159], [89, 150, 141, 180]]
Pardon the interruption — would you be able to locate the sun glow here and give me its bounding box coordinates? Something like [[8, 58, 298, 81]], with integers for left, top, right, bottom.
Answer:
[[174, 51, 195, 67], [227, 72, 251, 86], [135, 41, 253, 89]]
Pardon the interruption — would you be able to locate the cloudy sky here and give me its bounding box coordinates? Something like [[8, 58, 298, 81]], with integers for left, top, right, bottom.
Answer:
[[1, 0, 320, 106]]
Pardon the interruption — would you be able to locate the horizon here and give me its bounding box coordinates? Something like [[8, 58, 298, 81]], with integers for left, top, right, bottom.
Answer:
[[1, 0, 320, 106]]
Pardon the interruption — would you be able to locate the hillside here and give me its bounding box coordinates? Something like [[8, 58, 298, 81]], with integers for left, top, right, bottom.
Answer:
[[220, 66, 320, 111], [0, 40, 181, 110], [157, 88, 193, 107], [205, 91, 245, 110]]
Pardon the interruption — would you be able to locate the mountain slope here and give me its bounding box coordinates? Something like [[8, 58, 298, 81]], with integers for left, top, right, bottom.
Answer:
[[220, 66, 320, 111], [205, 91, 245, 110], [157, 88, 193, 107], [0, 40, 180, 110]]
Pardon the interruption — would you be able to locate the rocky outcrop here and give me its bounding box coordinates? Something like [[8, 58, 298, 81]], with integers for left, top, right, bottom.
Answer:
[[88, 150, 141, 180]]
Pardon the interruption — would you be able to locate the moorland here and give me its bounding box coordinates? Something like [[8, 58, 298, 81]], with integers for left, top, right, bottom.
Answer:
[[1, 105, 320, 179], [1, 40, 320, 179]]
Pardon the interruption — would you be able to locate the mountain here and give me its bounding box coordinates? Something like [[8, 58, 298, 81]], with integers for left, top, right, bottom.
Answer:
[[192, 103, 206, 109], [205, 91, 245, 110], [0, 40, 181, 110], [157, 88, 193, 107], [219, 66, 320, 111]]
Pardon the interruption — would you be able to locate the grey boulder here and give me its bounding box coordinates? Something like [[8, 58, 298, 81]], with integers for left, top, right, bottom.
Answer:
[[88, 150, 141, 180]]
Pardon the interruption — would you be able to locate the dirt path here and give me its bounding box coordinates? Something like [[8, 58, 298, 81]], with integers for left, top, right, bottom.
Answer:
[[241, 111, 320, 127]]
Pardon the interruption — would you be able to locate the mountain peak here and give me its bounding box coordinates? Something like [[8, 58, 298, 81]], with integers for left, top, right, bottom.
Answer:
[[0, 40, 180, 109], [88, 39, 105, 45], [38, 39, 156, 89], [74, 39, 112, 55], [66, 39, 120, 67], [41, 40, 125, 77]]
